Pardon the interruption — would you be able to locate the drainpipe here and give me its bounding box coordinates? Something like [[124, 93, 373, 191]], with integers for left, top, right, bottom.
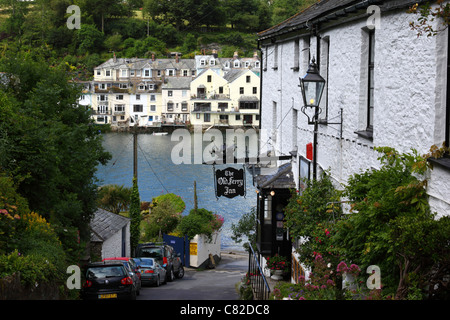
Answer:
[[258, 40, 263, 157]]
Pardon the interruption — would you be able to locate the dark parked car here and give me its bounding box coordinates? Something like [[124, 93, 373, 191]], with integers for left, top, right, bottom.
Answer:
[[136, 243, 184, 282], [135, 257, 167, 287], [81, 262, 138, 300], [102, 257, 141, 294]]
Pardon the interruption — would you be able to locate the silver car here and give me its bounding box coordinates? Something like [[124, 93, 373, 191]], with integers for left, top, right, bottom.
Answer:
[[136, 258, 167, 287]]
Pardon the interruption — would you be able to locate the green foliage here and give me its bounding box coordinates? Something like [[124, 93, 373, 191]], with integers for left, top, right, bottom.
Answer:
[[129, 177, 141, 255], [151, 193, 185, 214], [284, 171, 343, 267], [334, 147, 450, 299], [407, 0, 450, 37], [178, 208, 224, 241], [76, 24, 104, 55], [0, 172, 67, 285], [0, 52, 111, 247], [230, 207, 256, 252], [284, 146, 450, 299], [143, 197, 181, 241], [0, 250, 59, 286], [97, 184, 132, 214], [0, 173, 29, 255], [265, 254, 290, 272], [237, 273, 254, 300]]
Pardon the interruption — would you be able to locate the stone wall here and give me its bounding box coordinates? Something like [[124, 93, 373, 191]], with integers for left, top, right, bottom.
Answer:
[[0, 273, 60, 300]]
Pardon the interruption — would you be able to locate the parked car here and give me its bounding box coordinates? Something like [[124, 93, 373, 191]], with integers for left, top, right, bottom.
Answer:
[[102, 257, 141, 294], [81, 262, 138, 300], [135, 243, 184, 282], [135, 257, 167, 287]]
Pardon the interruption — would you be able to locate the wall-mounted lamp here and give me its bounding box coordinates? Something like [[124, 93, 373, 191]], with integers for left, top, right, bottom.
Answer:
[[299, 57, 326, 180]]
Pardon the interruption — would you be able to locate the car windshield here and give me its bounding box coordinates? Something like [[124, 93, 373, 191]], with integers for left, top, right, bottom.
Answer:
[[138, 247, 163, 259], [86, 266, 125, 279], [138, 258, 154, 267]]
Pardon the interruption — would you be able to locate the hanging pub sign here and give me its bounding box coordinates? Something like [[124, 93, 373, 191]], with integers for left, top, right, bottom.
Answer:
[[214, 167, 246, 199]]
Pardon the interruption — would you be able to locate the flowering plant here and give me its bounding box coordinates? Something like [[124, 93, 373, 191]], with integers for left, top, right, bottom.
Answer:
[[265, 254, 290, 272], [210, 214, 224, 232]]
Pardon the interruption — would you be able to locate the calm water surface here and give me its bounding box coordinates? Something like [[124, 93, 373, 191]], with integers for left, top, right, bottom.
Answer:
[[95, 132, 257, 252]]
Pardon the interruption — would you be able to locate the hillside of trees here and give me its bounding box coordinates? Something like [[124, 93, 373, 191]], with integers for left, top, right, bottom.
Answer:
[[0, 0, 317, 80]]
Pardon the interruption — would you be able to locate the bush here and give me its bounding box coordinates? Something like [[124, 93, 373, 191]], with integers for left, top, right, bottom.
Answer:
[[143, 197, 181, 241], [0, 250, 59, 286], [178, 208, 224, 241], [151, 193, 185, 214]]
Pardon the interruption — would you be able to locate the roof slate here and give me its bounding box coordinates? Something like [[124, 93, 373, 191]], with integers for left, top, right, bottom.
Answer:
[[90, 208, 130, 242], [254, 162, 296, 189], [257, 0, 419, 40]]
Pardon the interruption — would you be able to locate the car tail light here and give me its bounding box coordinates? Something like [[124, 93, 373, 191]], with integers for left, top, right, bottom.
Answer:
[[163, 257, 168, 265], [144, 269, 154, 273], [83, 280, 92, 288], [121, 276, 133, 285]]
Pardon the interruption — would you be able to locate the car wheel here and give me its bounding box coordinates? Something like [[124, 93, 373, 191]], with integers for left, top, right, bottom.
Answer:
[[167, 268, 174, 282], [176, 266, 185, 279], [155, 276, 160, 287]]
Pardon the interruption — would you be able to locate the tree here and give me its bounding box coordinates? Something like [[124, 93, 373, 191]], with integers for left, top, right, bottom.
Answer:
[[0, 0, 31, 36], [143, 197, 181, 241], [129, 177, 141, 256], [0, 51, 111, 246], [178, 208, 223, 241], [76, 24, 104, 55], [223, 0, 260, 30], [230, 207, 257, 252], [97, 184, 132, 214], [78, 0, 132, 33]]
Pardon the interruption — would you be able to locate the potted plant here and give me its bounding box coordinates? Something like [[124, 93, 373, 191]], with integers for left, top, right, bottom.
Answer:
[[265, 255, 290, 280]]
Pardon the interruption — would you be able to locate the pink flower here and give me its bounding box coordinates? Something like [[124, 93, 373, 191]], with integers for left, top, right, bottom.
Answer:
[[337, 261, 348, 273]]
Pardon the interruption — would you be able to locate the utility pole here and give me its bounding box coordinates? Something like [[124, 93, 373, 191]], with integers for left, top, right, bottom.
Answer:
[[133, 123, 138, 181]]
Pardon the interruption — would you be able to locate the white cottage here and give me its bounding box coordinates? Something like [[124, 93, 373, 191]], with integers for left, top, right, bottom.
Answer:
[[90, 208, 131, 260], [255, 0, 449, 256]]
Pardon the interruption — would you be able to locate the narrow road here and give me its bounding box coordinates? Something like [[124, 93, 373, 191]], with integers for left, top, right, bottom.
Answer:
[[137, 252, 248, 300]]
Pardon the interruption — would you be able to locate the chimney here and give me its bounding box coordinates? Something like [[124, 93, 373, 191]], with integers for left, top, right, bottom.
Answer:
[[212, 49, 218, 58], [176, 53, 179, 63], [233, 51, 239, 59], [152, 53, 155, 61], [253, 51, 258, 59], [113, 52, 117, 62]]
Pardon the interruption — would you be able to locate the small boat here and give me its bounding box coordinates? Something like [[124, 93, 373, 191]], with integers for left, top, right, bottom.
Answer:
[[153, 132, 168, 136]]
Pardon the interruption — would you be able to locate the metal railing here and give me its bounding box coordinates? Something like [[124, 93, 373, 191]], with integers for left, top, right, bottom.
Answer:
[[248, 244, 271, 300]]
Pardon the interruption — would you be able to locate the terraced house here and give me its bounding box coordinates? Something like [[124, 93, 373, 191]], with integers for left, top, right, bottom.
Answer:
[[78, 52, 261, 130], [253, 0, 449, 268]]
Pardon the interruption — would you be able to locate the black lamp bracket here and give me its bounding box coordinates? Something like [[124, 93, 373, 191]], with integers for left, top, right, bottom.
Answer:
[[300, 105, 323, 125]]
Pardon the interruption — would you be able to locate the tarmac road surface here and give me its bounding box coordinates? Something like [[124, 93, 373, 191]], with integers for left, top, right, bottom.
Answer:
[[137, 251, 248, 300]]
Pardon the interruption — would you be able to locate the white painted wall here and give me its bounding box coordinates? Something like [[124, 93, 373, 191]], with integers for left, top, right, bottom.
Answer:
[[260, 9, 449, 216], [189, 232, 221, 268], [101, 224, 131, 259]]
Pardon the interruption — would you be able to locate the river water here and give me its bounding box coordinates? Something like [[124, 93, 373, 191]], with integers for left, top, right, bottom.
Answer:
[[95, 132, 257, 252]]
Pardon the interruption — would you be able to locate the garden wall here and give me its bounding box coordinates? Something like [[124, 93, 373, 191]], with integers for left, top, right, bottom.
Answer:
[[189, 232, 221, 268], [0, 272, 60, 300]]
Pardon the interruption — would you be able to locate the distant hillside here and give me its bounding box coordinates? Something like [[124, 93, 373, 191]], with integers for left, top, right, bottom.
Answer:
[[0, 0, 318, 79]]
